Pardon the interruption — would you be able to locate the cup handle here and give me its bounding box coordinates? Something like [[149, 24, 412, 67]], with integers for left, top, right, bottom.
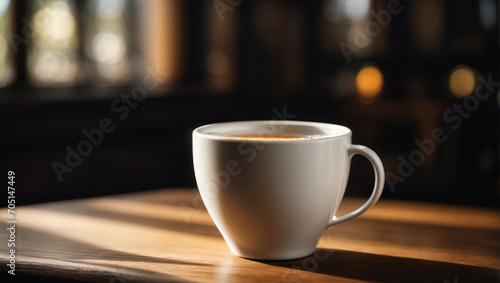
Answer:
[[327, 144, 385, 227]]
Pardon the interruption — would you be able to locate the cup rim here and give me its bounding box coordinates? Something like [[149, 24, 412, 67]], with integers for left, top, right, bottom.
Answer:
[[193, 120, 352, 142]]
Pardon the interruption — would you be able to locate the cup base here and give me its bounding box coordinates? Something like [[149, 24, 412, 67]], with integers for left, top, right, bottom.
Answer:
[[228, 245, 317, 261]]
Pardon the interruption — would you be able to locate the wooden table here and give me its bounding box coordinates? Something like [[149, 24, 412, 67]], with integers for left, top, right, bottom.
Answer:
[[1, 188, 499, 282]]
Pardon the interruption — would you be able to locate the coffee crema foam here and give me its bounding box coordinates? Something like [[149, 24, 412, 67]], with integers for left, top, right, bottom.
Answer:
[[219, 134, 324, 141]]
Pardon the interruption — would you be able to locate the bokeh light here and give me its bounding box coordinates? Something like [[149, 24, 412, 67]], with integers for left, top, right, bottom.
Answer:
[[34, 6, 76, 43], [345, 0, 370, 21], [85, 0, 130, 84], [28, 0, 82, 86], [355, 65, 384, 101], [96, 0, 126, 17], [449, 65, 476, 98], [0, 0, 9, 16], [0, 0, 14, 87], [91, 32, 126, 63], [0, 30, 6, 64], [324, 0, 370, 22]]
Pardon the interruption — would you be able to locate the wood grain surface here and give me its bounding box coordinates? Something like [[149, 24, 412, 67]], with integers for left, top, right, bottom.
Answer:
[[1, 188, 499, 282]]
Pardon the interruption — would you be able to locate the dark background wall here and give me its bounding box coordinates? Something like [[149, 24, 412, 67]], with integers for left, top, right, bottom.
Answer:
[[0, 0, 499, 207]]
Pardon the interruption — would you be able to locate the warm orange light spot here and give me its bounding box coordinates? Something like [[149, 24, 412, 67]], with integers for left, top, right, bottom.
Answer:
[[449, 65, 476, 98], [355, 66, 384, 100]]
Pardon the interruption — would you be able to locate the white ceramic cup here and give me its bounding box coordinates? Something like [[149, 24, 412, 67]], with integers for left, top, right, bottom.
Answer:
[[193, 120, 384, 260]]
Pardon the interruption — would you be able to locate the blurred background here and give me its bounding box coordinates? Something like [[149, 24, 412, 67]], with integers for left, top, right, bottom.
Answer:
[[0, 0, 498, 207]]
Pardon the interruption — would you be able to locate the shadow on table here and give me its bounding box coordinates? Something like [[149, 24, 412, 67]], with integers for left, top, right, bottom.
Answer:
[[258, 249, 500, 283], [330, 217, 500, 258], [0, 226, 207, 283]]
